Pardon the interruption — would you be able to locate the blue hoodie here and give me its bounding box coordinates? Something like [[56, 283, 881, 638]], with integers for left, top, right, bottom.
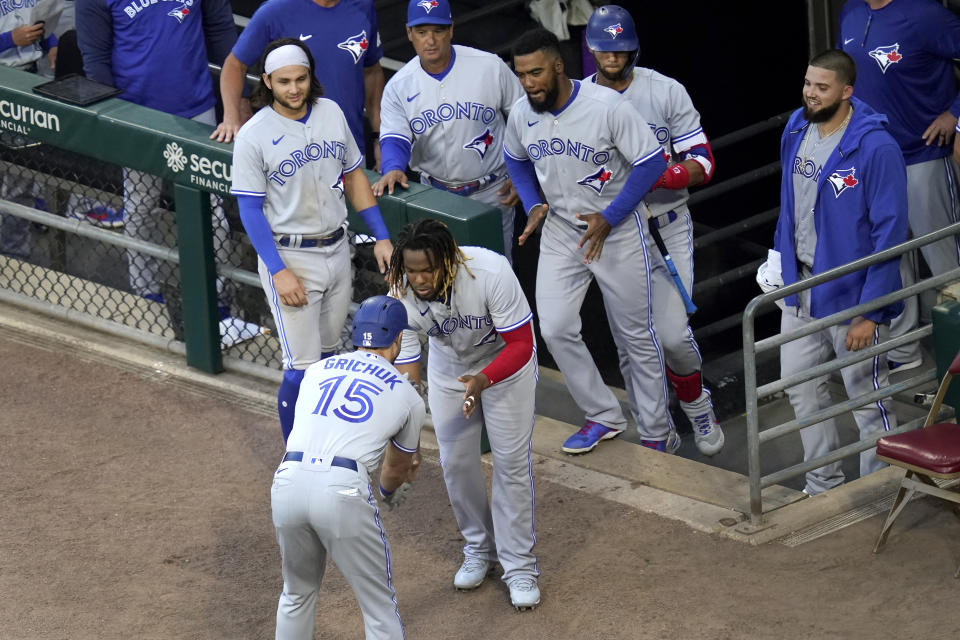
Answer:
[[774, 96, 908, 323]]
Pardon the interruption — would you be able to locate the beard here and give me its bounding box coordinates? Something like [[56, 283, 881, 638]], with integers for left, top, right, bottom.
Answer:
[[527, 79, 560, 114], [802, 97, 843, 123], [274, 93, 305, 112]]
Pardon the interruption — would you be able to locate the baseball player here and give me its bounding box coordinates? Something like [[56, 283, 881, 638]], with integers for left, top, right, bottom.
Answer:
[[503, 28, 675, 454], [372, 0, 524, 262], [584, 5, 724, 456], [230, 38, 393, 441], [388, 218, 540, 610], [773, 49, 905, 494], [78, 0, 237, 304], [272, 294, 425, 639], [839, 0, 960, 371]]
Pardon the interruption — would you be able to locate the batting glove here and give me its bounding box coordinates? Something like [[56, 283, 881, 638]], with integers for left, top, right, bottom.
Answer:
[[379, 482, 412, 510]]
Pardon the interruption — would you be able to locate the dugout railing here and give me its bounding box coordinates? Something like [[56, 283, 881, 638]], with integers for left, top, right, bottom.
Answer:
[[741, 223, 960, 527], [0, 64, 503, 376]]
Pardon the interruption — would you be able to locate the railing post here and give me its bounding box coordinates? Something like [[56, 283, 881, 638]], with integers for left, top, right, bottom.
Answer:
[[174, 184, 223, 374], [743, 298, 764, 525]]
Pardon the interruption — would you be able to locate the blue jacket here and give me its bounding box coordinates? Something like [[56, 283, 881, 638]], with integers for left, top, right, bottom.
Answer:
[[839, 0, 960, 165], [774, 96, 908, 323]]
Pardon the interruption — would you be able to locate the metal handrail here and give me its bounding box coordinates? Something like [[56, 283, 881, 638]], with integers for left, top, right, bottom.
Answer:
[[742, 221, 960, 524]]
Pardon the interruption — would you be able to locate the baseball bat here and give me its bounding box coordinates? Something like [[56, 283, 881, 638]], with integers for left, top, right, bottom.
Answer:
[[647, 213, 697, 315]]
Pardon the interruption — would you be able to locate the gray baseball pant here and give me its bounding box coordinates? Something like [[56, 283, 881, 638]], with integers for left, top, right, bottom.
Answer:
[[427, 350, 538, 583], [272, 461, 404, 640], [888, 156, 960, 363], [780, 303, 895, 495], [536, 212, 673, 437]]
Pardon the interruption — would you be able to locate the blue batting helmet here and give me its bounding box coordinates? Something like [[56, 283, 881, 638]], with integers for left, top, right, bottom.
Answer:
[[585, 5, 640, 53], [352, 295, 410, 348]]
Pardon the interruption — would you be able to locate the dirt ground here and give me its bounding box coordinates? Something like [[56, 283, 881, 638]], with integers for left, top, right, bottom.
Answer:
[[2, 333, 960, 640]]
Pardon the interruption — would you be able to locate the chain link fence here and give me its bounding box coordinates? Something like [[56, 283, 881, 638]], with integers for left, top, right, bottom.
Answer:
[[0, 130, 391, 372]]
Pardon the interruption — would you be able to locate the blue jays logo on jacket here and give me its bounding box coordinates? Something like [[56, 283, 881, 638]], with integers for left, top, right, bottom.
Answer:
[[418, 0, 439, 12], [604, 23, 623, 39], [337, 31, 369, 64], [578, 166, 614, 195], [123, 0, 194, 21], [868, 44, 903, 74], [826, 167, 859, 198], [464, 129, 494, 159]]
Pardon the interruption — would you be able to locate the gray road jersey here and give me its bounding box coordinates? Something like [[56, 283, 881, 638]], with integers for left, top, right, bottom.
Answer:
[[287, 350, 425, 474], [793, 124, 842, 268], [394, 247, 533, 374], [503, 80, 663, 226], [380, 45, 524, 183], [591, 67, 707, 217], [231, 98, 362, 236]]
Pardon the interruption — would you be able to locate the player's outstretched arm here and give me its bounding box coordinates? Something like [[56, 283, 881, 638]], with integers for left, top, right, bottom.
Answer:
[[379, 444, 417, 509], [211, 53, 250, 143], [371, 170, 409, 197]]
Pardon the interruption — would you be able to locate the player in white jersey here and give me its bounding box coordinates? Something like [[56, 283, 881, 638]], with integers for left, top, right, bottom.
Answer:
[[584, 5, 724, 456], [272, 295, 425, 640], [231, 39, 393, 442], [372, 0, 524, 262], [503, 28, 674, 455], [388, 218, 541, 610]]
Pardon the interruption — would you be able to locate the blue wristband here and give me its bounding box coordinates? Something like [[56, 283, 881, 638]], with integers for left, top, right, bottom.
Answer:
[[357, 204, 390, 240], [379, 484, 394, 497]]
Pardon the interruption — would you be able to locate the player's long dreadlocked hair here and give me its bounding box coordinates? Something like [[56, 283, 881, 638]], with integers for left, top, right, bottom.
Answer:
[[388, 219, 473, 299]]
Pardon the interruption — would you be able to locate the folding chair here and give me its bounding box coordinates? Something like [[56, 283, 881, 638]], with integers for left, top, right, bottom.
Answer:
[[872, 347, 960, 577]]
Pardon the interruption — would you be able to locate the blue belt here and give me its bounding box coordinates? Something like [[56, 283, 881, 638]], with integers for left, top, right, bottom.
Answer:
[[282, 451, 358, 471], [427, 173, 498, 197], [277, 227, 345, 248], [652, 210, 678, 229]]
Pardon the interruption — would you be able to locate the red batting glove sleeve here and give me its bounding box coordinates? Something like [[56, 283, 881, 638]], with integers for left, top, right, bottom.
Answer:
[[650, 162, 691, 192], [480, 322, 534, 386]]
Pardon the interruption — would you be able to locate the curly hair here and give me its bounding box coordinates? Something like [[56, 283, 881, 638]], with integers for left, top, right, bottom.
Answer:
[[388, 218, 473, 299], [250, 38, 324, 112]]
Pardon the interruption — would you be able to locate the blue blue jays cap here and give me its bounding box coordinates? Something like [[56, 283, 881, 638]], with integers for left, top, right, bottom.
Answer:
[[407, 0, 453, 27], [352, 295, 411, 348]]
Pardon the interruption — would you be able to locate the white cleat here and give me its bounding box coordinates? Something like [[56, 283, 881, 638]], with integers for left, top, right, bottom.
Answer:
[[507, 576, 541, 610], [454, 557, 493, 590], [690, 411, 725, 456]]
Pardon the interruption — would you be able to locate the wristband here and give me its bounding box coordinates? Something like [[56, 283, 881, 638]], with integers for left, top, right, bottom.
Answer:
[[652, 163, 691, 191], [379, 484, 394, 497]]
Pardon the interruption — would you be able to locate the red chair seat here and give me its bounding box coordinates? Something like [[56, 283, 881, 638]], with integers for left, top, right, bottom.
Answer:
[[877, 423, 960, 475]]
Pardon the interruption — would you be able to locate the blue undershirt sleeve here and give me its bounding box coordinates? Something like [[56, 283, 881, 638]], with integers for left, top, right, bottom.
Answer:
[[601, 153, 667, 226], [237, 194, 286, 275], [356, 204, 390, 240], [503, 153, 544, 214], [76, 0, 115, 86], [0, 31, 13, 53], [379, 137, 411, 175]]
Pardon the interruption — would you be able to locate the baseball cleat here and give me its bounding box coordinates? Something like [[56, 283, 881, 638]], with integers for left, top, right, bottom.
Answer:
[[69, 205, 125, 229], [454, 557, 493, 590], [507, 576, 540, 610], [640, 429, 681, 454], [887, 358, 923, 372], [690, 411, 725, 457], [562, 421, 623, 454]]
